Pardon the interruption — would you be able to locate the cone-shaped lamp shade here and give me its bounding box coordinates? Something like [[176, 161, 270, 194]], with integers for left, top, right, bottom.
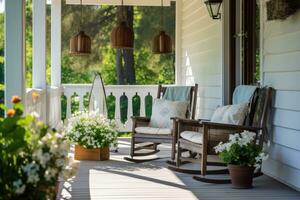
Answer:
[[110, 21, 134, 49], [204, 0, 222, 20], [69, 31, 91, 55], [152, 31, 172, 54]]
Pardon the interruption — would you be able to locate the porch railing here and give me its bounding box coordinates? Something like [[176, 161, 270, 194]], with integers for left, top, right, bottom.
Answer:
[[25, 87, 62, 128], [62, 84, 158, 132], [25, 88, 46, 121]]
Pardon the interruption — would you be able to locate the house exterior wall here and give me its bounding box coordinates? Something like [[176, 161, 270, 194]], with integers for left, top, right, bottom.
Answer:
[[178, 0, 300, 191], [178, 0, 223, 119], [260, 1, 300, 191]]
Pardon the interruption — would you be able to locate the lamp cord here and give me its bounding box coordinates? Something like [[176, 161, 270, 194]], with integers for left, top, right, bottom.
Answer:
[[121, 0, 125, 22], [160, 0, 164, 30], [80, 0, 83, 30]]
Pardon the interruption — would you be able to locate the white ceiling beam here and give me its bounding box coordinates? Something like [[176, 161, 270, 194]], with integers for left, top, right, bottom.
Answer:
[[65, 0, 172, 6]]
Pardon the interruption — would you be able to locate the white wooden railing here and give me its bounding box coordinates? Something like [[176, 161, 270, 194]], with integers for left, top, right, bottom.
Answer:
[[25, 88, 46, 121], [62, 84, 158, 132], [25, 87, 62, 130]]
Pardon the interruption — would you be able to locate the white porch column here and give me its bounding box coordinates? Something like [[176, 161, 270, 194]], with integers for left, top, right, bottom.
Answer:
[[32, 0, 47, 121], [51, 0, 62, 87], [32, 0, 47, 89], [5, 0, 26, 108], [175, 0, 182, 85], [48, 0, 62, 129]]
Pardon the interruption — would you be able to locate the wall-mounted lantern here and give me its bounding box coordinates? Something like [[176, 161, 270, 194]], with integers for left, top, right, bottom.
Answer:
[[204, 0, 223, 20]]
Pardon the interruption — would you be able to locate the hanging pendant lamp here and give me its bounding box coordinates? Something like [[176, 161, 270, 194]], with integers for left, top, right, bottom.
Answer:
[[110, 0, 134, 49], [69, 0, 91, 55], [152, 0, 172, 54]]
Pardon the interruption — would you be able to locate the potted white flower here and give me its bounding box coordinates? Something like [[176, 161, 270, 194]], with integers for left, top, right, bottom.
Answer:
[[214, 131, 268, 189], [65, 111, 118, 161]]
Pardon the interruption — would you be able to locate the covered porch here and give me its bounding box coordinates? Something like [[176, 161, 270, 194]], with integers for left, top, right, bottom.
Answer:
[[3, 0, 300, 199]]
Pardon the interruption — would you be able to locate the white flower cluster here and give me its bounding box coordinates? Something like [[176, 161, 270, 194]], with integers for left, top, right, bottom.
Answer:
[[214, 130, 268, 168], [13, 179, 26, 194], [255, 152, 269, 168], [65, 111, 118, 149], [22, 161, 40, 185], [215, 131, 257, 153], [13, 129, 74, 195]]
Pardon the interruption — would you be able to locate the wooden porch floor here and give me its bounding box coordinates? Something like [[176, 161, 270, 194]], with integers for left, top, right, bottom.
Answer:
[[58, 138, 300, 200]]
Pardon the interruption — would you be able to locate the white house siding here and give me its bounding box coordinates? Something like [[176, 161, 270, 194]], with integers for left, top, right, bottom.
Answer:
[[178, 0, 223, 119], [261, 1, 300, 191]]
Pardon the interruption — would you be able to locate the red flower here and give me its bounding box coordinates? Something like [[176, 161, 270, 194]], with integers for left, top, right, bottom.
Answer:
[[11, 96, 22, 104], [7, 109, 16, 117]]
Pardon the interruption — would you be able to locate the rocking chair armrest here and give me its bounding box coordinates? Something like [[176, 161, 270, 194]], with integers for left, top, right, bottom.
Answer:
[[131, 116, 151, 122], [174, 117, 202, 126], [198, 118, 210, 122], [201, 121, 262, 133]]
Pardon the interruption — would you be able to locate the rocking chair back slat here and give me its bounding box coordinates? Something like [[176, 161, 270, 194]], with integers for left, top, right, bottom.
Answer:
[[250, 87, 274, 144], [249, 87, 273, 128], [157, 84, 198, 119]]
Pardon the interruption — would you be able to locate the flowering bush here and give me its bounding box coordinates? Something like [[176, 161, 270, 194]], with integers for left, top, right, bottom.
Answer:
[[214, 131, 268, 168], [65, 111, 118, 149], [0, 96, 75, 200]]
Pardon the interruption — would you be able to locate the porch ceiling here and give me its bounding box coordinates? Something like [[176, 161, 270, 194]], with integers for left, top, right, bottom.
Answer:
[[65, 0, 172, 6]]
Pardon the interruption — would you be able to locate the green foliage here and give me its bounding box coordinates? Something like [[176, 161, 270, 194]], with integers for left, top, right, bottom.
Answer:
[[0, 99, 71, 200], [0, 2, 175, 122], [255, 49, 260, 82], [118, 132, 132, 138], [59, 3, 175, 85]]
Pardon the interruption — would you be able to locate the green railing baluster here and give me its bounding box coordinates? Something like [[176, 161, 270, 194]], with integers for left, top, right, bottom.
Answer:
[[132, 92, 141, 117], [107, 92, 116, 120], [120, 92, 128, 124], [145, 92, 153, 118], [83, 92, 89, 111], [71, 93, 79, 114]]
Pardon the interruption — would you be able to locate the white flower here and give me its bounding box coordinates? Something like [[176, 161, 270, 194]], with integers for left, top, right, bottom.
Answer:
[[13, 179, 26, 194], [22, 161, 40, 184], [56, 158, 65, 167], [30, 111, 40, 118], [33, 149, 51, 168], [44, 167, 58, 181], [229, 133, 239, 142], [27, 173, 40, 184]]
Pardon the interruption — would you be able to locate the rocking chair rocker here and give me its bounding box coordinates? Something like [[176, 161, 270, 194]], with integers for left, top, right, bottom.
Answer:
[[168, 86, 274, 184], [124, 84, 198, 163]]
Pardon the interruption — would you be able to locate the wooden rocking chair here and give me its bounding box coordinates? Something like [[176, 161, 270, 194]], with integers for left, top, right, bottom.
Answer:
[[124, 84, 198, 163], [169, 86, 274, 184]]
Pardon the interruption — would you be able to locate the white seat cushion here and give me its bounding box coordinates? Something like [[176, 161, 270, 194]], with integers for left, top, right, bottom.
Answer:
[[135, 127, 172, 135], [180, 131, 203, 144]]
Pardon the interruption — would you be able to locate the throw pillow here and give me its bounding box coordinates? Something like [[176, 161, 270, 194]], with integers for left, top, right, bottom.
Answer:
[[211, 103, 249, 125], [149, 99, 189, 129]]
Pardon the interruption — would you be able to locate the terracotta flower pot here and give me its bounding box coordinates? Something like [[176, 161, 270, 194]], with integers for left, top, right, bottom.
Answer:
[[74, 145, 110, 161], [228, 164, 255, 189]]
